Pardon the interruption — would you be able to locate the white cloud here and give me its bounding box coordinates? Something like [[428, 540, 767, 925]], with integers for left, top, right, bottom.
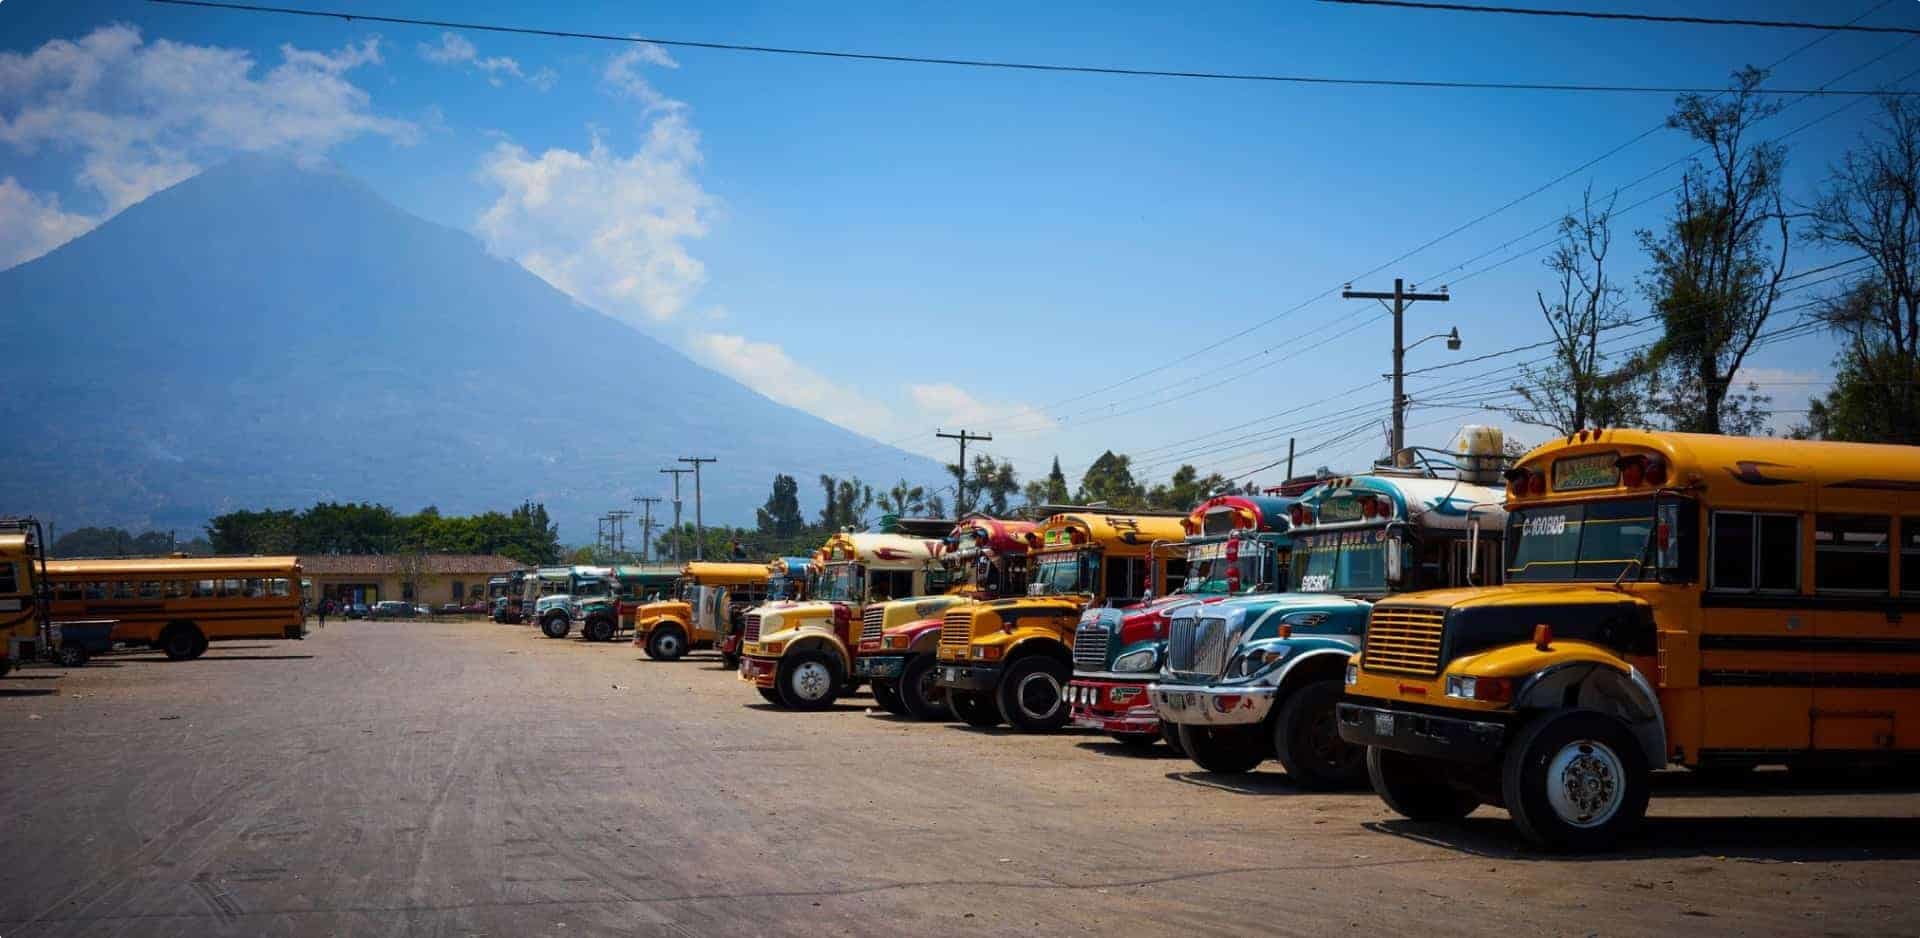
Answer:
[[0, 176, 95, 269], [603, 45, 683, 113], [909, 383, 1056, 434], [474, 49, 709, 323], [417, 32, 543, 88], [688, 331, 897, 436], [0, 24, 411, 268]]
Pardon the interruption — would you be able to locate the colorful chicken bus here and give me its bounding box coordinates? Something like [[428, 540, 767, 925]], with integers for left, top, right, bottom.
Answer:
[[634, 562, 775, 661], [1069, 495, 1295, 749], [858, 517, 1035, 721], [738, 532, 946, 710], [1152, 471, 1505, 786], [1338, 430, 1920, 850], [528, 565, 616, 639], [45, 554, 305, 660], [718, 556, 814, 668], [937, 510, 1189, 731]]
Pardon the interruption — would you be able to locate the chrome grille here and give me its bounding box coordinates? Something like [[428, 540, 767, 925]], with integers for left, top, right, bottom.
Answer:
[[861, 606, 885, 644], [1363, 604, 1446, 676], [1072, 621, 1110, 670], [941, 609, 972, 647], [744, 613, 762, 644], [1168, 615, 1232, 680]]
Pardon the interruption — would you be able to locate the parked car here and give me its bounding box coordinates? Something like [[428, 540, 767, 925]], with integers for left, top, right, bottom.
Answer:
[[370, 600, 415, 619], [345, 603, 370, 619], [437, 602, 465, 616], [413, 604, 431, 617], [460, 600, 488, 615]]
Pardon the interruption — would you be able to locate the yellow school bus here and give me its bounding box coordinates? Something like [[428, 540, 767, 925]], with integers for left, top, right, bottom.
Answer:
[[0, 520, 48, 676], [1338, 429, 1920, 849], [45, 555, 306, 660], [936, 510, 1188, 731]]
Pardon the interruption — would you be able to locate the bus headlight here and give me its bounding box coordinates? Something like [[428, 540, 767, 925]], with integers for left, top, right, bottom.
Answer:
[[1113, 648, 1158, 673], [1444, 674, 1513, 703], [1345, 661, 1359, 686]]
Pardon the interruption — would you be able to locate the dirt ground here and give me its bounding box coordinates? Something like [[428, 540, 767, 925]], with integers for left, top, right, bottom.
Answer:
[[0, 618, 1916, 937]]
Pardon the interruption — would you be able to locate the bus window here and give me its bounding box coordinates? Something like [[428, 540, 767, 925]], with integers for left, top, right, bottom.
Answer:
[[165, 580, 188, 599], [1816, 515, 1890, 595], [1710, 511, 1800, 593], [193, 579, 216, 598], [1905, 518, 1920, 596], [220, 578, 245, 597], [53, 581, 82, 600], [110, 581, 134, 599], [243, 578, 266, 598], [268, 578, 291, 597], [0, 562, 15, 594], [138, 581, 163, 599]]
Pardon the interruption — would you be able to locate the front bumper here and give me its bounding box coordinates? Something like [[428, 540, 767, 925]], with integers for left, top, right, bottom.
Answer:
[[738, 655, 777, 688], [1335, 700, 1507, 763], [855, 654, 907, 681], [1148, 682, 1277, 727], [935, 661, 1002, 693], [1068, 677, 1158, 734]]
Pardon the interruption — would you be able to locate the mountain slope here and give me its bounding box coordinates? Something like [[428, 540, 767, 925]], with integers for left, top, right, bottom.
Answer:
[[0, 158, 939, 539]]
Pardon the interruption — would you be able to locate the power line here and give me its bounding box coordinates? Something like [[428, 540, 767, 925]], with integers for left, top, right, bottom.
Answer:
[[149, 0, 1920, 97], [1319, 0, 1920, 37]]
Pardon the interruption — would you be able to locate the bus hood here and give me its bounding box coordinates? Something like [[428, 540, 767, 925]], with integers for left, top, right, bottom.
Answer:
[[1383, 583, 1651, 611]]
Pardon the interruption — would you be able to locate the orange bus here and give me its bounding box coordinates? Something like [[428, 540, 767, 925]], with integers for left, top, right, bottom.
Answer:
[[44, 555, 306, 660]]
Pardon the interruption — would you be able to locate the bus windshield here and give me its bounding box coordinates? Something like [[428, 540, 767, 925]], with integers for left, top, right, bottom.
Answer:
[[1291, 531, 1388, 595], [1506, 498, 1655, 582], [817, 563, 863, 602], [573, 577, 612, 599], [1029, 550, 1099, 596], [1182, 541, 1270, 594]]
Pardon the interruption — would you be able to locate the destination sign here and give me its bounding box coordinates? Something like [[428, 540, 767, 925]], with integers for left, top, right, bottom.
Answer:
[[1316, 497, 1366, 524], [1552, 452, 1621, 491]]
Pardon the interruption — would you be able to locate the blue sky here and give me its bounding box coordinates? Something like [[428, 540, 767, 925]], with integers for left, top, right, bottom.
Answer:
[[3, 0, 1913, 507]]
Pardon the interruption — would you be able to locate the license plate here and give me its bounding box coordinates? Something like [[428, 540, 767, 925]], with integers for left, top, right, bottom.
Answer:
[[1373, 712, 1395, 736], [854, 658, 872, 676], [870, 659, 902, 679], [1163, 691, 1195, 712], [943, 667, 958, 682]]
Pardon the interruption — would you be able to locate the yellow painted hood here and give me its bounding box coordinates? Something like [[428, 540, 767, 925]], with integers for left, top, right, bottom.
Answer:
[[1384, 583, 1649, 611]]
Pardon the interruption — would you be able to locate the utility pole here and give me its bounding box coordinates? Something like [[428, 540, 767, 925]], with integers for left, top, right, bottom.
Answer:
[[660, 467, 692, 562], [607, 509, 632, 560], [1284, 437, 1296, 481], [1341, 278, 1453, 458], [935, 429, 992, 516], [679, 457, 717, 560], [634, 496, 661, 563]]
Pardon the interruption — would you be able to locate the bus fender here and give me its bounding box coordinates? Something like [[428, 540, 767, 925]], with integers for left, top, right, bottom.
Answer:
[[1513, 660, 1667, 768], [1005, 635, 1070, 667], [786, 632, 853, 672], [1267, 646, 1359, 692]]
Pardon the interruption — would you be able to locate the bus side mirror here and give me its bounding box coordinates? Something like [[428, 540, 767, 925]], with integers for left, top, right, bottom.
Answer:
[[1467, 517, 1481, 581], [1655, 501, 1680, 572], [1384, 535, 1405, 586]]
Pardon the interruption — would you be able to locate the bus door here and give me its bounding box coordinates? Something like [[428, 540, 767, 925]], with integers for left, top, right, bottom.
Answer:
[[694, 585, 725, 644]]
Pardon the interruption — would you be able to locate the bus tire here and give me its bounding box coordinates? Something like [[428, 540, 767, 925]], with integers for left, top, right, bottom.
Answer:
[[1368, 747, 1480, 821], [1160, 720, 1186, 757], [645, 625, 688, 661], [540, 613, 571, 639], [951, 690, 1002, 728], [55, 644, 90, 667], [898, 656, 951, 722], [1501, 710, 1650, 852], [160, 624, 205, 661], [1179, 723, 1265, 774], [997, 656, 1071, 732], [776, 649, 841, 711], [872, 680, 908, 716], [1273, 679, 1368, 790], [584, 615, 617, 643]]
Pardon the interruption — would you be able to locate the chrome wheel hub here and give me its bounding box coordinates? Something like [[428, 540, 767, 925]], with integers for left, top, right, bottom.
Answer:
[[1546, 739, 1625, 828], [792, 661, 832, 701], [1016, 672, 1061, 719]]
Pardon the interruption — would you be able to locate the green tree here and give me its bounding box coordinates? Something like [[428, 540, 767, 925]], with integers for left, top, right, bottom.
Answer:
[[1800, 96, 1920, 444], [816, 474, 874, 532], [1638, 66, 1787, 434], [755, 474, 807, 539], [966, 455, 1020, 517], [1146, 465, 1232, 511], [1076, 451, 1145, 508], [1508, 188, 1646, 434], [876, 479, 931, 518]]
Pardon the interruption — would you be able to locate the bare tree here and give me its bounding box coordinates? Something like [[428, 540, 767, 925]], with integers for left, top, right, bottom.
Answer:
[[1638, 67, 1788, 435], [1801, 96, 1920, 444], [1508, 187, 1644, 434]]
